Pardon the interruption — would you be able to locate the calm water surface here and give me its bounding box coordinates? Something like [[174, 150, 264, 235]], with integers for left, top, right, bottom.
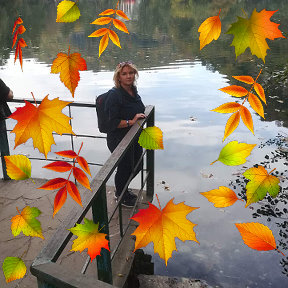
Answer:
[[1, 1, 288, 287]]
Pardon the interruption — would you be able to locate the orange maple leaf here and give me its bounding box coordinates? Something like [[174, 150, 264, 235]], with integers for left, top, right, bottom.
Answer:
[[51, 47, 87, 97], [198, 9, 221, 50], [131, 198, 199, 265], [226, 9, 285, 62], [235, 222, 285, 255], [9, 95, 74, 158]]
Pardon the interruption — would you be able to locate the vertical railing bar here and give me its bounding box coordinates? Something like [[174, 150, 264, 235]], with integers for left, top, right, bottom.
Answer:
[[118, 204, 124, 238], [81, 255, 91, 274], [0, 120, 10, 180]]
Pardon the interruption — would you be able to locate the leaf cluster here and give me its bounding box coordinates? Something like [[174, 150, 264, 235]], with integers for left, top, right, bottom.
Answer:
[[88, 7, 130, 57], [39, 142, 91, 217], [212, 70, 266, 141], [12, 17, 27, 71]]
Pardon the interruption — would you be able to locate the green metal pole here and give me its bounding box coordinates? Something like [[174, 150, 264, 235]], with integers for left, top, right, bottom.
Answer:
[[146, 107, 155, 199], [0, 120, 10, 180], [92, 184, 113, 285]]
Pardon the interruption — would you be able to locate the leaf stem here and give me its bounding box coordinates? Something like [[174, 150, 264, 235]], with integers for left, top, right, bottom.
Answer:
[[275, 247, 285, 256], [31, 92, 37, 107], [210, 159, 218, 165], [98, 224, 105, 233], [31, 178, 35, 184], [218, 8, 221, 17], [269, 168, 276, 175], [77, 142, 83, 156], [241, 8, 247, 18], [20, 248, 28, 259], [156, 194, 162, 210], [16, 207, 21, 214], [68, 45, 70, 56], [115, 0, 120, 10]]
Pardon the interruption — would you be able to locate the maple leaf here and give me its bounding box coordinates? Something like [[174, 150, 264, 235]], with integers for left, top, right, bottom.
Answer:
[[235, 222, 285, 256], [2, 257, 26, 283], [131, 198, 199, 265], [198, 9, 221, 50], [51, 47, 87, 97], [43, 160, 73, 172], [12, 17, 23, 34], [200, 186, 241, 208], [243, 166, 280, 207], [248, 92, 264, 118], [56, 0, 80, 22], [211, 141, 256, 166], [226, 9, 285, 62], [219, 85, 248, 97], [138, 126, 164, 150], [11, 206, 44, 239], [68, 218, 110, 261], [4, 155, 31, 180], [9, 95, 74, 158], [223, 111, 240, 141]]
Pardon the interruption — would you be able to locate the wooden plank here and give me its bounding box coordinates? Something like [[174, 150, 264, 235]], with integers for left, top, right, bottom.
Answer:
[[31, 262, 115, 288]]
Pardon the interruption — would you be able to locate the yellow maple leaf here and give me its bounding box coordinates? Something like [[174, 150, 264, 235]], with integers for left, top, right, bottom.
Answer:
[[131, 198, 199, 265], [51, 47, 87, 97], [11, 206, 44, 239], [9, 95, 75, 159], [198, 9, 221, 50], [4, 155, 31, 180], [56, 0, 81, 23]]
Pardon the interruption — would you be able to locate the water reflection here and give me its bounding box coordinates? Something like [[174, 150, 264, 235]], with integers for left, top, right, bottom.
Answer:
[[0, 0, 288, 287]]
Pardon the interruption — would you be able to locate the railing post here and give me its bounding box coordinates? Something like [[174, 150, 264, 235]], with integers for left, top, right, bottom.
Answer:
[[92, 183, 113, 285], [37, 279, 56, 288], [0, 119, 10, 180], [146, 107, 155, 199]]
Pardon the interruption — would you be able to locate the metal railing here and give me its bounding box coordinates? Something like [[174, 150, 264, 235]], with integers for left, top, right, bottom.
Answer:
[[0, 99, 155, 287]]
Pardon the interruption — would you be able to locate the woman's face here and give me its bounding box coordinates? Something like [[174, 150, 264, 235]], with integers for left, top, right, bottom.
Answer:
[[118, 66, 135, 87]]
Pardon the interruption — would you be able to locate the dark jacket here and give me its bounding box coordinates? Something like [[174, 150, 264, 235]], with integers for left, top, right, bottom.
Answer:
[[105, 85, 145, 141], [0, 79, 12, 121]]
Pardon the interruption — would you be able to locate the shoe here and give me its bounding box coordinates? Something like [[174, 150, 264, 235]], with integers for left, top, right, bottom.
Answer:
[[114, 189, 137, 200], [121, 194, 137, 208]]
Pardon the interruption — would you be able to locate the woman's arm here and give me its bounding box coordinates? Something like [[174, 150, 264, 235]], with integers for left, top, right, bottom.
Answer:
[[117, 113, 146, 128]]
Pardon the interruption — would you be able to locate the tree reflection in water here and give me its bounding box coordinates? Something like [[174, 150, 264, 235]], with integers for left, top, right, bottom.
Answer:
[[229, 133, 288, 277]]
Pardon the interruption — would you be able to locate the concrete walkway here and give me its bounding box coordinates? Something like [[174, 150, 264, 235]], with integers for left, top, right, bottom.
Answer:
[[0, 178, 145, 288]]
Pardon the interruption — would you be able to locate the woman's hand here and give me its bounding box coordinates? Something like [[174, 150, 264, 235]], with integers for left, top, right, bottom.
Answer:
[[132, 113, 146, 125]]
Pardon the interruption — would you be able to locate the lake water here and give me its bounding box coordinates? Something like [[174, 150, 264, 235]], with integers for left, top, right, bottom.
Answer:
[[0, 0, 288, 287]]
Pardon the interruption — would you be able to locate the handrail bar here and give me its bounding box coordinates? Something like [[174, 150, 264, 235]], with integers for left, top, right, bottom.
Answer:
[[30, 105, 154, 266]]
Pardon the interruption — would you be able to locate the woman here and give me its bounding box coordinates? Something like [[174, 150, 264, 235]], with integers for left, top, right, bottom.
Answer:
[[105, 62, 146, 207]]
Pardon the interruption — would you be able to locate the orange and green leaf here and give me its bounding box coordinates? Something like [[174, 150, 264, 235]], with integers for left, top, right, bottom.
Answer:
[[131, 198, 199, 266], [243, 166, 280, 207], [56, 0, 81, 23], [11, 206, 44, 239], [2, 257, 26, 283], [226, 9, 285, 62], [4, 155, 31, 180], [68, 218, 110, 262], [138, 126, 164, 150], [200, 186, 240, 207], [223, 111, 240, 141], [51, 48, 87, 97], [198, 9, 221, 50], [235, 222, 284, 255], [219, 85, 248, 97], [9, 95, 74, 158]]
